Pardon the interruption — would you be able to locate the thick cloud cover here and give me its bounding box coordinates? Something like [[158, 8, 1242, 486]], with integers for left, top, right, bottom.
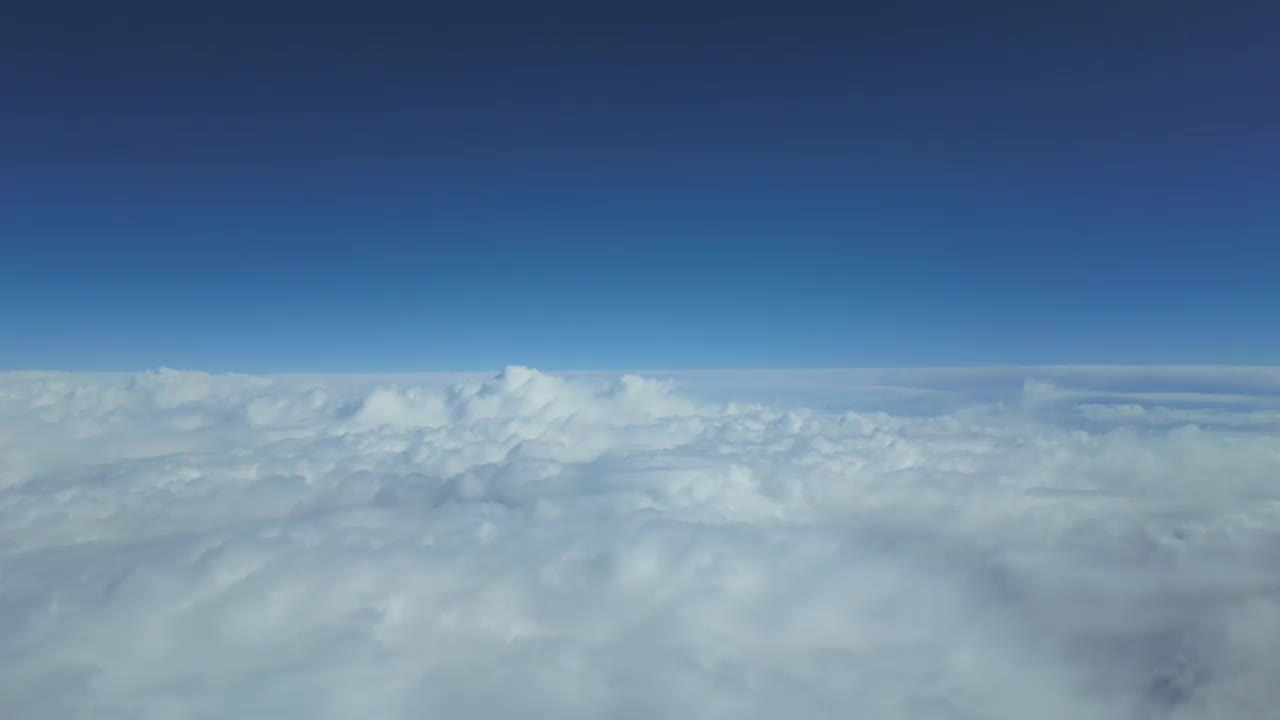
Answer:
[[2, 366, 1279, 719]]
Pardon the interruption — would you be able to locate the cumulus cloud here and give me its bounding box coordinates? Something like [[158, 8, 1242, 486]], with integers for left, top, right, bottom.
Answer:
[[1, 366, 1278, 718]]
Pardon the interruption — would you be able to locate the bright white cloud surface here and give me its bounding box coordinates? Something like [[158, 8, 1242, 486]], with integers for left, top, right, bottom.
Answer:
[[2, 366, 1279, 719]]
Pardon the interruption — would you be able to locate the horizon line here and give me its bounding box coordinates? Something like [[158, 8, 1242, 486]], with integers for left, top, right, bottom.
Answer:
[[5, 363, 1280, 376]]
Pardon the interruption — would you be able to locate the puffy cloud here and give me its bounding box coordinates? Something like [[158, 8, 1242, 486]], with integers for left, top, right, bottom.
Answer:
[[1, 366, 1279, 718]]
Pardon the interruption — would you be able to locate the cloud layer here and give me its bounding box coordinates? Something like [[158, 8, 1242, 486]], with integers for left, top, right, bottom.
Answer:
[[2, 367, 1278, 719]]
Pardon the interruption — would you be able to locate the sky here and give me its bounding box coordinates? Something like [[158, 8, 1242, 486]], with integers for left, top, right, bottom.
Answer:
[[3, 0, 1277, 371]]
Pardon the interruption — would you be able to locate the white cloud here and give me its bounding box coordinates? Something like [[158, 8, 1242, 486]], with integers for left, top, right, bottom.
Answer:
[[2, 366, 1279, 718]]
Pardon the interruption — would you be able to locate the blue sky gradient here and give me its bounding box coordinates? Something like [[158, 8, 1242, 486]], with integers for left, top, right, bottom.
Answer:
[[3, 1, 1277, 371]]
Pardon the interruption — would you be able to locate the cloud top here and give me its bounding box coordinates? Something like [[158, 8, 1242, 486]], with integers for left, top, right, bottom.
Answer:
[[2, 366, 1278, 719]]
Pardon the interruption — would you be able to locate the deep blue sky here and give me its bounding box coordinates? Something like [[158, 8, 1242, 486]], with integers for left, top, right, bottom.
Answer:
[[3, 1, 1277, 371]]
